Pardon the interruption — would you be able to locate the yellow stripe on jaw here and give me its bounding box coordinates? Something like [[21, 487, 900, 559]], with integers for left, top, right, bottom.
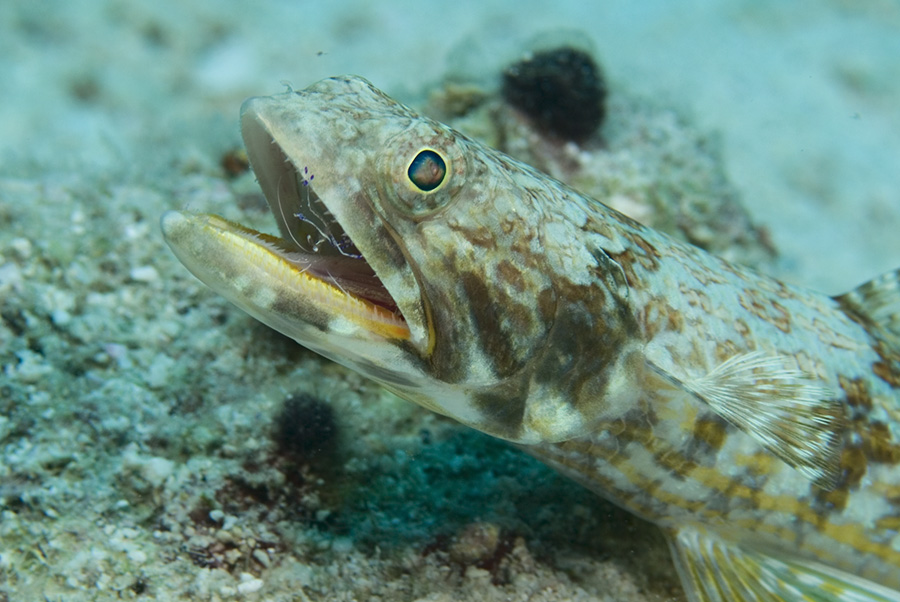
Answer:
[[160, 210, 411, 341]]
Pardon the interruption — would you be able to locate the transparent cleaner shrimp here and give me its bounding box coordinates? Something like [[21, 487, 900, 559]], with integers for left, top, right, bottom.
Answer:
[[292, 166, 363, 259]]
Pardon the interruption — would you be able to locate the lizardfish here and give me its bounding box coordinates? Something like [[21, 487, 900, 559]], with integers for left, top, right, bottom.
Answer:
[[161, 76, 900, 601]]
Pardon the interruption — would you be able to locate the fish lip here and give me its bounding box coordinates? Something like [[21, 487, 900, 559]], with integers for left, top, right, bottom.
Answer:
[[238, 96, 417, 340]]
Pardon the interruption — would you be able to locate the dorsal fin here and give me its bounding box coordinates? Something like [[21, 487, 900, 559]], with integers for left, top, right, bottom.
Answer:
[[835, 267, 900, 346], [648, 352, 844, 489]]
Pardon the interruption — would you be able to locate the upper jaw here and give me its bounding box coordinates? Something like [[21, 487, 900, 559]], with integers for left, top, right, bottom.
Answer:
[[238, 93, 430, 348]]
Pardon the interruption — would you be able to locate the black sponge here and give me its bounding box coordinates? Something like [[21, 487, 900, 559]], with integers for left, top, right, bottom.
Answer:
[[273, 393, 337, 458], [502, 47, 606, 143]]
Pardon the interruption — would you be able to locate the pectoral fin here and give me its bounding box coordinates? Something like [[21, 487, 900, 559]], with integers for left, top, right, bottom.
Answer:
[[648, 352, 844, 489], [668, 526, 900, 602]]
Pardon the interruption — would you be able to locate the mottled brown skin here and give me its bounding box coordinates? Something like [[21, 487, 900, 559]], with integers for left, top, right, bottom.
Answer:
[[165, 76, 900, 597]]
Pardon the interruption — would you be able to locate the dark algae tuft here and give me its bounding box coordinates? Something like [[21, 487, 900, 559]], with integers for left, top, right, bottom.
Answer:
[[502, 46, 606, 143], [273, 393, 338, 459]]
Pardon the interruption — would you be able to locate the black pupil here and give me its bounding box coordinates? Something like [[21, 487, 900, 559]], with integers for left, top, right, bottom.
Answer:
[[408, 150, 446, 192]]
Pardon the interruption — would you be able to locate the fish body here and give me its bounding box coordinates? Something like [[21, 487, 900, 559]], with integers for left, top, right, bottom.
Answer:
[[161, 76, 900, 601]]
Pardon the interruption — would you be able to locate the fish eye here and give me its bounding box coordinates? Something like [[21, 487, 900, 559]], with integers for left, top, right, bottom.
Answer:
[[407, 149, 447, 192], [381, 134, 464, 219]]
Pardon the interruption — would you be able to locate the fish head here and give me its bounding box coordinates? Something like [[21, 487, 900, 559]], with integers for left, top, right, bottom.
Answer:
[[162, 76, 641, 445]]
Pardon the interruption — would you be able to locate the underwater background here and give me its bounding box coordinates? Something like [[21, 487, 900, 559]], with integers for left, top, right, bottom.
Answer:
[[1, 1, 899, 600]]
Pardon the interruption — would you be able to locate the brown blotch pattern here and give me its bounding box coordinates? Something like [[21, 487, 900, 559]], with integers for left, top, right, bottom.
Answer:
[[876, 513, 900, 531], [873, 356, 900, 388], [460, 271, 528, 379], [637, 297, 685, 340], [495, 260, 527, 293], [835, 292, 900, 388], [537, 287, 556, 324], [864, 421, 900, 465], [679, 282, 714, 313], [692, 417, 728, 452], [455, 224, 498, 251], [814, 444, 867, 512], [738, 288, 792, 334], [714, 339, 743, 364], [622, 230, 662, 272], [840, 375, 873, 411], [733, 318, 751, 338], [471, 382, 529, 440]]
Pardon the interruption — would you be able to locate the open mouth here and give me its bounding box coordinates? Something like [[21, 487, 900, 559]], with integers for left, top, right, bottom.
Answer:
[[241, 119, 406, 331]]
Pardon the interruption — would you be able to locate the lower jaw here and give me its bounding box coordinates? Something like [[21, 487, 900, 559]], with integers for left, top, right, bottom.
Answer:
[[160, 210, 411, 341]]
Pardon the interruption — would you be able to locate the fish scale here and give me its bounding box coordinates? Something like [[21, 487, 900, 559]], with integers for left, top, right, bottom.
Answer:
[[161, 75, 900, 601]]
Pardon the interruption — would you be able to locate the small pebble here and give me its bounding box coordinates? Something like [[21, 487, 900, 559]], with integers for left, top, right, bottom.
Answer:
[[130, 265, 159, 283], [252, 548, 271, 568], [237, 573, 263, 594], [449, 522, 501, 565]]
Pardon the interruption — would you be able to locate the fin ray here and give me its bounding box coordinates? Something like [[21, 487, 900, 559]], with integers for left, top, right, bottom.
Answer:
[[669, 526, 900, 602], [835, 267, 900, 346], [650, 352, 844, 489]]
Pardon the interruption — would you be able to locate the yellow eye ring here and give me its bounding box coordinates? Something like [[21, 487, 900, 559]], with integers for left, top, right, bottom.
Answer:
[[379, 131, 465, 220]]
